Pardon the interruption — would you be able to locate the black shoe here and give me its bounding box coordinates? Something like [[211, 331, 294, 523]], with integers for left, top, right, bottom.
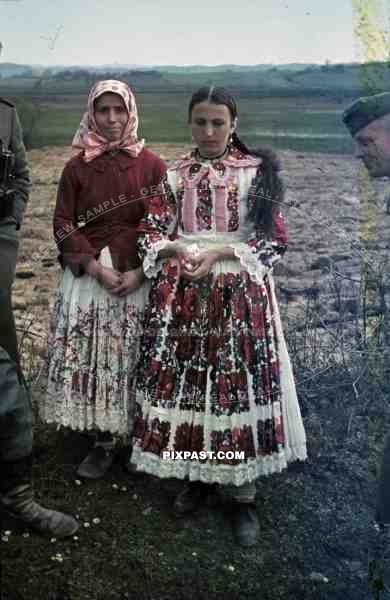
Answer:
[[76, 445, 115, 479], [231, 502, 260, 547], [173, 482, 215, 516]]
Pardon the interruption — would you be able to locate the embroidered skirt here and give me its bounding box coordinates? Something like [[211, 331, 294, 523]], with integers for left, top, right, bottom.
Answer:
[[131, 253, 307, 486], [40, 247, 150, 435]]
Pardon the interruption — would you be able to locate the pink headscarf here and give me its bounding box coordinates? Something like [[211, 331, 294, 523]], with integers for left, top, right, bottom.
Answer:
[[71, 80, 145, 162]]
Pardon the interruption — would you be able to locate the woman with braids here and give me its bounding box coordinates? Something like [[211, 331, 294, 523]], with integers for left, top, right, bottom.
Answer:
[[40, 81, 166, 478], [130, 86, 307, 547]]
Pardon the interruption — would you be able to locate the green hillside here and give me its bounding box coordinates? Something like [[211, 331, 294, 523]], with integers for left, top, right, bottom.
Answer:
[[1, 61, 388, 97], [2, 61, 386, 152]]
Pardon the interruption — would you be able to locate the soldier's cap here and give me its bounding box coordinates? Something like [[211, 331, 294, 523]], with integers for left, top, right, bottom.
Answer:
[[342, 92, 390, 136]]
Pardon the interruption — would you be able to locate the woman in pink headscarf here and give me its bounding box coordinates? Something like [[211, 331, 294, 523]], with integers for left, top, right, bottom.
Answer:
[[40, 81, 166, 478]]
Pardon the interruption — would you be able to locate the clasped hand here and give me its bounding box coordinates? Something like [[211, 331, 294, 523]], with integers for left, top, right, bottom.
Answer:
[[176, 249, 219, 281], [97, 265, 144, 296]]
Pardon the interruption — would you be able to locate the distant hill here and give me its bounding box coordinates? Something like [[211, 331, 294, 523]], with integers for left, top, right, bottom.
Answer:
[[152, 63, 331, 73], [0, 60, 388, 97], [0, 62, 33, 78], [0, 62, 328, 78]]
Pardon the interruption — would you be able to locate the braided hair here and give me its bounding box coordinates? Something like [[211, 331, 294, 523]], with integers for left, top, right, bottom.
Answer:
[[188, 86, 284, 236]]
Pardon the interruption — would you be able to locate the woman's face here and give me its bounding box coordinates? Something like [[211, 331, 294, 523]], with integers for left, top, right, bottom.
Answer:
[[94, 92, 128, 141], [189, 101, 235, 158]]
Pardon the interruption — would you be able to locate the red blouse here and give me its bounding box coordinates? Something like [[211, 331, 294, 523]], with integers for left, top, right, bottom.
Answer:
[[53, 148, 166, 276]]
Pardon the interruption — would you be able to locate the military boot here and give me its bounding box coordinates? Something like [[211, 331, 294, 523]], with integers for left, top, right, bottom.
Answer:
[[1, 484, 79, 538]]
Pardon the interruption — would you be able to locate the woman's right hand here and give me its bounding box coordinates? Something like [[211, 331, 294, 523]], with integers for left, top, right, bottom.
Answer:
[[157, 242, 201, 276], [176, 251, 198, 273], [85, 260, 122, 290], [97, 266, 122, 290]]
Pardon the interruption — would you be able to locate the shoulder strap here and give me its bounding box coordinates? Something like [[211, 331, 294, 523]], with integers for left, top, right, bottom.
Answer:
[[0, 97, 15, 108]]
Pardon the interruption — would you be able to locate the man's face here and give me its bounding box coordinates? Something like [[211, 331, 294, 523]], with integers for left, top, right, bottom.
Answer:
[[354, 118, 390, 177]]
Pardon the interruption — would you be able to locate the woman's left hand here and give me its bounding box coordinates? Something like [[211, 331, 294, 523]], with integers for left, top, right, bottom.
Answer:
[[180, 250, 219, 281], [111, 267, 145, 296]]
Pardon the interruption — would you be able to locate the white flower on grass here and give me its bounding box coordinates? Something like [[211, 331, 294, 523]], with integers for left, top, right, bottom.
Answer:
[[83, 522, 90, 528], [87, 491, 93, 496], [73, 536, 79, 541], [75, 479, 82, 486], [112, 484, 119, 490], [50, 538, 57, 543], [227, 565, 235, 572], [132, 494, 138, 500], [92, 518, 101, 525], [1, 536, 9, 542], [51, 553, 63, 563], [192, 552, 197, 557], [309, 572, 329, 584], [121, 486, 127, 492], [22, 533, 30, 538], [4, 530, 11, 536]]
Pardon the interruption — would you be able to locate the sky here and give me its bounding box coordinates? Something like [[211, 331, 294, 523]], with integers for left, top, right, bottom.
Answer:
[[0, 0, 387, 66]]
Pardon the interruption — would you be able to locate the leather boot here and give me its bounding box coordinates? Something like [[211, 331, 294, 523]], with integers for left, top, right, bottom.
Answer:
[[76, 441, 115, 479], [173, 481, 218, 515], [1, 483, 79, 538], [231, 502, 260, 547]]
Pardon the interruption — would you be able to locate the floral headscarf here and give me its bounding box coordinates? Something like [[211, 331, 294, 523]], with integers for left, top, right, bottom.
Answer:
[[71, 80, 145, 162]]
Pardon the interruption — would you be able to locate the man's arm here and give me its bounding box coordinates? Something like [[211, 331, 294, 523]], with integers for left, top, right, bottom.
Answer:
[[9, 108, 31, 229]]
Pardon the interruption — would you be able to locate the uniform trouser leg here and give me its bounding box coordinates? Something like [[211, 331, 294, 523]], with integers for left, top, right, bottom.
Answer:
[[376, 433, 390, 525], [0, 226, 79, 537], [0, 234, 20, 366], [0, 344, 33, 492], [0, 236, 33, 493]]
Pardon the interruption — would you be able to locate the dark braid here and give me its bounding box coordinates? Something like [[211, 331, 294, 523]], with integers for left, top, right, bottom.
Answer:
[[231, 132, 285, 236], [188, 86, 284, 236]]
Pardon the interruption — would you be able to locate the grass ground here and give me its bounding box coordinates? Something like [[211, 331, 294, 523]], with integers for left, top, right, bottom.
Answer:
[[2, 365, 389, 600]]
